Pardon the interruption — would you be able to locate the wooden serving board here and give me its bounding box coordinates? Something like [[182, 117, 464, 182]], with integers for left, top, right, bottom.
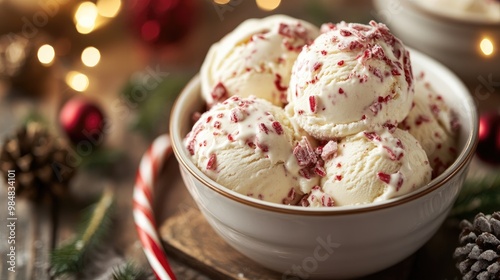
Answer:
[[159, 206, 424, 280], [160, 206, 282, 279]]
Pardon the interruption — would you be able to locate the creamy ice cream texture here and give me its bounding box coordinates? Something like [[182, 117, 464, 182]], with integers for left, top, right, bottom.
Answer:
[[200, 15, 319, 107], [399, 71, 459, 178], [184, 96, 319, 204], [186, 16, 459, 207], [287, 21, 414, 139], [301, 185, 335, 207], [321, 128, 432, 206]]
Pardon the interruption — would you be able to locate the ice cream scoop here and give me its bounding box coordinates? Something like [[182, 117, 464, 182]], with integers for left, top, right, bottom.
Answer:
[[184, 96, 319, 204], [399, 71, 459, 178], [200, 15, 319, 107], [320, 128, 431, 206], [287, 21, 414, 139]]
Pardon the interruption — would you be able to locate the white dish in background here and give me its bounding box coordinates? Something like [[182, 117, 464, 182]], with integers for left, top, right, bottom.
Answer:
[[170, 48, 478, 278], [373, 0, 500, 85]]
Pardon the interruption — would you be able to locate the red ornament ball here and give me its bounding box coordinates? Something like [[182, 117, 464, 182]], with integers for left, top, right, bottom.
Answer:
[[128, 0, 197, 47], [476, 111, 500, 165], [59, 97, 105, 146]]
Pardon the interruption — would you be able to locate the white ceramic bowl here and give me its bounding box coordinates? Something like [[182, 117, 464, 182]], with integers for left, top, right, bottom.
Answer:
[[372, 0, 500, 84], [170, 49, 478, 279]]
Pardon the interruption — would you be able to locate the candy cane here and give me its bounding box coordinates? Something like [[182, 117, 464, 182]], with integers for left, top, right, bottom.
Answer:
[[133, 134, 176, 280]]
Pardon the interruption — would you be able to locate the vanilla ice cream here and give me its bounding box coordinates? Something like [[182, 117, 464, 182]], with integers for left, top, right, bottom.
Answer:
[[320, 128, 432, 206], [187, 17, 459, 208], [184, 96, 319, 204], [399, 72, 459, 178], [201, 15, 319, 107], [287, 21, 414, 139], [300, 185, 335, 207]]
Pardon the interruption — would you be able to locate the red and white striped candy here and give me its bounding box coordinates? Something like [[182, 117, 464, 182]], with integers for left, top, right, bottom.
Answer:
[[133, 134, 176, 280]]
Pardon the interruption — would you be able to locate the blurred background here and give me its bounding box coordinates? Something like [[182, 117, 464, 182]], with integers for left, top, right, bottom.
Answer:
[[0, 0, 376, 143], [0, 0, 499, 279], [0, 0, 498, 138]]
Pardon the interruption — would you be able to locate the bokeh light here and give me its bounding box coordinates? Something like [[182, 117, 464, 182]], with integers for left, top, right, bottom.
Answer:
[[81, 47, 101, 67], [256, 0, 280, 11], [74, 2, 98, 34], [66, 71, 90, 92], [214, 0, 230, 4], [141, 20, 161, 42], [37, 44, 55, 66], [480, 37, 494, 56], [97, 0, 121, 18], [6, 41, 26, 66]]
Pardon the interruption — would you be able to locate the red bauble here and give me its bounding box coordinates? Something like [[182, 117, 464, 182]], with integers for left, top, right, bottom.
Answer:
[[476, 111, 500, 165], [128, 0, 197, 47], [59, 97, 105, 146]]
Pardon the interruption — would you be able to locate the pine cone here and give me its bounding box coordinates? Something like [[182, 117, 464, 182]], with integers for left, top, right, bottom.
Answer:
[[454, 212, 500, 280], [0, 122, 76, 201]]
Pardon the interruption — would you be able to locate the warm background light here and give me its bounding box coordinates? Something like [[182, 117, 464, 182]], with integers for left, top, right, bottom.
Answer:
[[37, 44, 55, 66], [256, 0, 281, 11], [81, 47, 101, 67], [480, 38, 494, 56], [74, 2, 98, 34], [66, 71, 90, 92], [141, 20, 160, 42], [213, 0, 230, 4], [5, 40, 26, 66], [97, 0, 122, 18]]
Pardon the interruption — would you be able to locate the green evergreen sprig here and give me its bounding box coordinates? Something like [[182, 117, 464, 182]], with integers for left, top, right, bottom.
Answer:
[[112, 262, 150, 280], [122, 73, 189, 138], [450, 173, 500, 219], [50, 187, 115, 277]]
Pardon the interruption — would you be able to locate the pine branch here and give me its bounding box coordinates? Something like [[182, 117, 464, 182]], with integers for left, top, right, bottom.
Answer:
[[450, 173, 500, 219], [122, 74, 189, 138], [50, 187, 115, 277], [112, 262, 150, 280], [80, 148, 125, 171]]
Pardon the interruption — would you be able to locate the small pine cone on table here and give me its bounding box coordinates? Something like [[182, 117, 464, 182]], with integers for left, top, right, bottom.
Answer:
[[454, 212, 500, 280], [0, 122, 76, 201]]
